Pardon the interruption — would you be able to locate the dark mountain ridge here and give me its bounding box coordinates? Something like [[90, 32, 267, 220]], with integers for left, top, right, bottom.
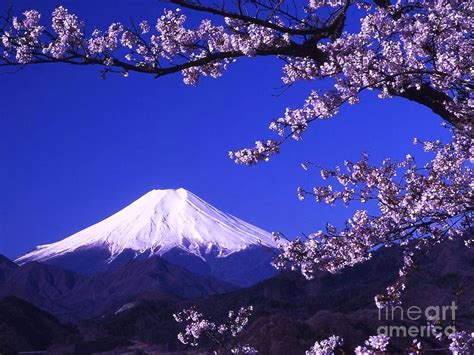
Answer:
[[78, 239, 474, 353], [0, 254, 235, 322], [0, 296, 78, 354], [0, 254, 18, 283], [1, 238, 472, 354]]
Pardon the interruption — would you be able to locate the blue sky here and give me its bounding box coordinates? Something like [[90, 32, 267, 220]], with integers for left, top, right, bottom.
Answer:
[[0, 0, 447, 258]]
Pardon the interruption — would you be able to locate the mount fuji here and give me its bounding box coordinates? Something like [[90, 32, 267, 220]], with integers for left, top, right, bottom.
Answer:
[[16, 188, 279, 286]]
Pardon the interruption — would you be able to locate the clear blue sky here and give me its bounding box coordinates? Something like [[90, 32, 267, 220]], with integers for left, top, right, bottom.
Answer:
[[0, 0, 447, 259]]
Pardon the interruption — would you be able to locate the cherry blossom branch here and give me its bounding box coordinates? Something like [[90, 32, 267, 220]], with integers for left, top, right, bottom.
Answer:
[[1, 1, 471, 165], [273, 127, 473, 307], [307, 331, 473, 353], [168, 0, 345, 37], [173, 306, 257, 354]]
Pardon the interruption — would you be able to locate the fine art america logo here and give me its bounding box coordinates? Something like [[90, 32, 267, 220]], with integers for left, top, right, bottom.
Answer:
[[377, 302, 458, 338]]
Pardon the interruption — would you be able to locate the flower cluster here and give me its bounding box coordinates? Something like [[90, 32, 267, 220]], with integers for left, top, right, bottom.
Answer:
[[44, 6, 84, 59], [2, 10, 44, 63], [374, 250, 416, 309], [306, 332, 474, 354], [274, 128, 473, 306], [1, 4, 288, 85], [173, 306, 256, 353], [306, 335, 343, 355], [229, 140, 280, 165], [231, 344, 258, 354], [173, 308, 216, 346], [354, 334, 391, 354], [448, 331, 474, 354], [2, 1, 471, 162], [231, 0, 473, 163], [306, 334, 390, 354]]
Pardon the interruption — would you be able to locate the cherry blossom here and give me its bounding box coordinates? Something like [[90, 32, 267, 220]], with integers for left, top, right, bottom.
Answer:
[[1, 1, 471, 154], [306, 335, 343, 354], [305, 333, 474, 354], [231, 345, 258, 354], [305, 334, 390, 354], [274, 127, 473, 307], [173, 306, 256, 353], [448, 331, 474, 355], [354, 334, 391, 354]]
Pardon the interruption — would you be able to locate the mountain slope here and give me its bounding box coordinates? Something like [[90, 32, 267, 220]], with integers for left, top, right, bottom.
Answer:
[[0, 255, 18, 283], [59, 255, 236, 320], [16, 189, 279, 286], [0, 296, 78, 354], [0, 257, 235, 322], [76, 238, 474, 354], [0, 262, 88, 322], [3, 239, 472, 353]]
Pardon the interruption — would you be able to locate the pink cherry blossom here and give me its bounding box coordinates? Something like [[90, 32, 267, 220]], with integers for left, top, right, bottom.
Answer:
[[274, 128, 473, 307], [174, 306, 256, 353]]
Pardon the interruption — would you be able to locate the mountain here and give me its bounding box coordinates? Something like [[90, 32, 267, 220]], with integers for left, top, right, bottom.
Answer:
[[0, 261, 86, 321], [71, 238, 474, 354], [2, 239, 472, 353], [16, 188, 278, 286], [0, 296, 78, 354], [0, 255, 18, 283], [0, 257, 235, 322], [56, 255, 236, 320]]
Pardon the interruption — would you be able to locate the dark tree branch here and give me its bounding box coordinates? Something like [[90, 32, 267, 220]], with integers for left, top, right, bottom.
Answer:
[[394, 84, 468, 128], [169, 0, 348, 38], [0, 41, 327, 77]]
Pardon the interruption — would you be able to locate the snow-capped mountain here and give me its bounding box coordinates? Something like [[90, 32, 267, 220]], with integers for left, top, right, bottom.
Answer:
[[16, 188, 279, 286]]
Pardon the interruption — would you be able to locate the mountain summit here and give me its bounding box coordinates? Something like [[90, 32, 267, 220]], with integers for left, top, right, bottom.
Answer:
[[16, 189, 279, 286]]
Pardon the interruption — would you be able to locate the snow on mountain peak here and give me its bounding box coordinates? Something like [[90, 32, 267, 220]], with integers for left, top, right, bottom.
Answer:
[[16, 188, 278, 264]]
